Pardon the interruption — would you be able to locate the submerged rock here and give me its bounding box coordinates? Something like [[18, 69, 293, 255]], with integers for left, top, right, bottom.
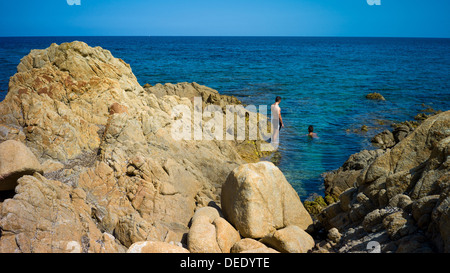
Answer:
[[365, 92, 386, 101]]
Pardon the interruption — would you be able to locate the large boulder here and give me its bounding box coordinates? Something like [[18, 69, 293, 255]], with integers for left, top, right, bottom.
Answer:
[[0, 140, 43, 191], [221, 161, 313, 239], [0, 41, 141, 161]]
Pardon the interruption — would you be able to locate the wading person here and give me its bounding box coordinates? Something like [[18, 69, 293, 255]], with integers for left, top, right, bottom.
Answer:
[[271, 96, 284, 147]]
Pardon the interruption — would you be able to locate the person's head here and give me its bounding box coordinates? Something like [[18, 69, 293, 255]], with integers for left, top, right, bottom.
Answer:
[[308, 125, 314, 133], [275, 96, 282, 103]]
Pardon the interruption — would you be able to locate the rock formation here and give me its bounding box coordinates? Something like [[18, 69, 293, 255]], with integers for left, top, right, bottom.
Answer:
[[186, 162, 314, 254], [314, 110, 450, 253], [0, 41, 281, 252], [323, 149, 385, 198]]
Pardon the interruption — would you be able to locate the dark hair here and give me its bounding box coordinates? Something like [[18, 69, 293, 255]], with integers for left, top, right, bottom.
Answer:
[[308, 125, 314, 133], [275, 96, 282, 102]]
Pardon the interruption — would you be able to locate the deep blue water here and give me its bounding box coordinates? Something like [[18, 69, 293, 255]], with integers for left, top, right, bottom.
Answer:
[[0, 36, 449, 200]]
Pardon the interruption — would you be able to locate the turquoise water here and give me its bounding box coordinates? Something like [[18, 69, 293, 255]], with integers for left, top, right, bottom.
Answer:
[[0, 37, 449, 199]]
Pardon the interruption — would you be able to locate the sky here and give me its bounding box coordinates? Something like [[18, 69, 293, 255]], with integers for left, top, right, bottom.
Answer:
[[0, 0, 449, 37]]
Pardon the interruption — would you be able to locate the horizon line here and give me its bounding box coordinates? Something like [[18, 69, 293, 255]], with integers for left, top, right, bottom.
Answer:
[[1, 35, 450, 39]]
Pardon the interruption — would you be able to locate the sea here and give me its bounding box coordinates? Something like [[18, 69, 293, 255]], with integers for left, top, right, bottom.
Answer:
[[0, 36, 449, 200]]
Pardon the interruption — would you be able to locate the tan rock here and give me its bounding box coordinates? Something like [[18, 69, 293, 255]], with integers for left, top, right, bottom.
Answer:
[[187, 215, 221, 253], [231, 238, 279, 253], [0, 41, 143, 162], [260, 225, 315, 253], [213, 217, 240, 253], [411, 136, 450, 199], [41, 159, 64, 174], [327, 227, 342, 243], [186, 206, 241, 253], [64, 241, 82, 253], [382, 211, 416, 240], [147, 82, 241, 108], [323, 149, 384, 197], [0, 140, 43, 191], [127, 241, 189, 253], [109, 103, 128, 115], [78, 162, 135, 235], [240, 247, 279, 253], [191, 206, 221, 224], [221, 161, 313, 238], [364, 111, 450, 185], [114, 213, 157, 248], [0, 124, 26, 143], [0, 173, 124, 253]]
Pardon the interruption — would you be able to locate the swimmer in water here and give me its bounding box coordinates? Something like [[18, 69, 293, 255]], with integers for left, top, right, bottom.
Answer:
[[307, 125, 318, 138]]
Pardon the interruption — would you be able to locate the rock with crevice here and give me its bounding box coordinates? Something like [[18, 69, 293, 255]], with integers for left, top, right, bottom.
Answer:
[[0, 173, 125, 253], [221, 161, 313, 239], [323, 149, 385, 198], [187, 207, 241, 253], [260, 225, 315, 253]]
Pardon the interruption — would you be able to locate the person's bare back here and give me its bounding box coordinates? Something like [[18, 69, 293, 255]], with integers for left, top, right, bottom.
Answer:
[[271, 96, 283, 129], [270, 96, 283, 146]]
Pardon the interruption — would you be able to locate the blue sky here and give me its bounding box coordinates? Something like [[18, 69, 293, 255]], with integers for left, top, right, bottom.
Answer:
[[0, 0, 449, 37]]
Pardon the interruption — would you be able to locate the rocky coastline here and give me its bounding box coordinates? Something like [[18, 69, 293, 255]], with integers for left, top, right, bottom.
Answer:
[[0, 41, 310, 253], [0, 41, 448, 253], [312, 107, 449, 253]]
